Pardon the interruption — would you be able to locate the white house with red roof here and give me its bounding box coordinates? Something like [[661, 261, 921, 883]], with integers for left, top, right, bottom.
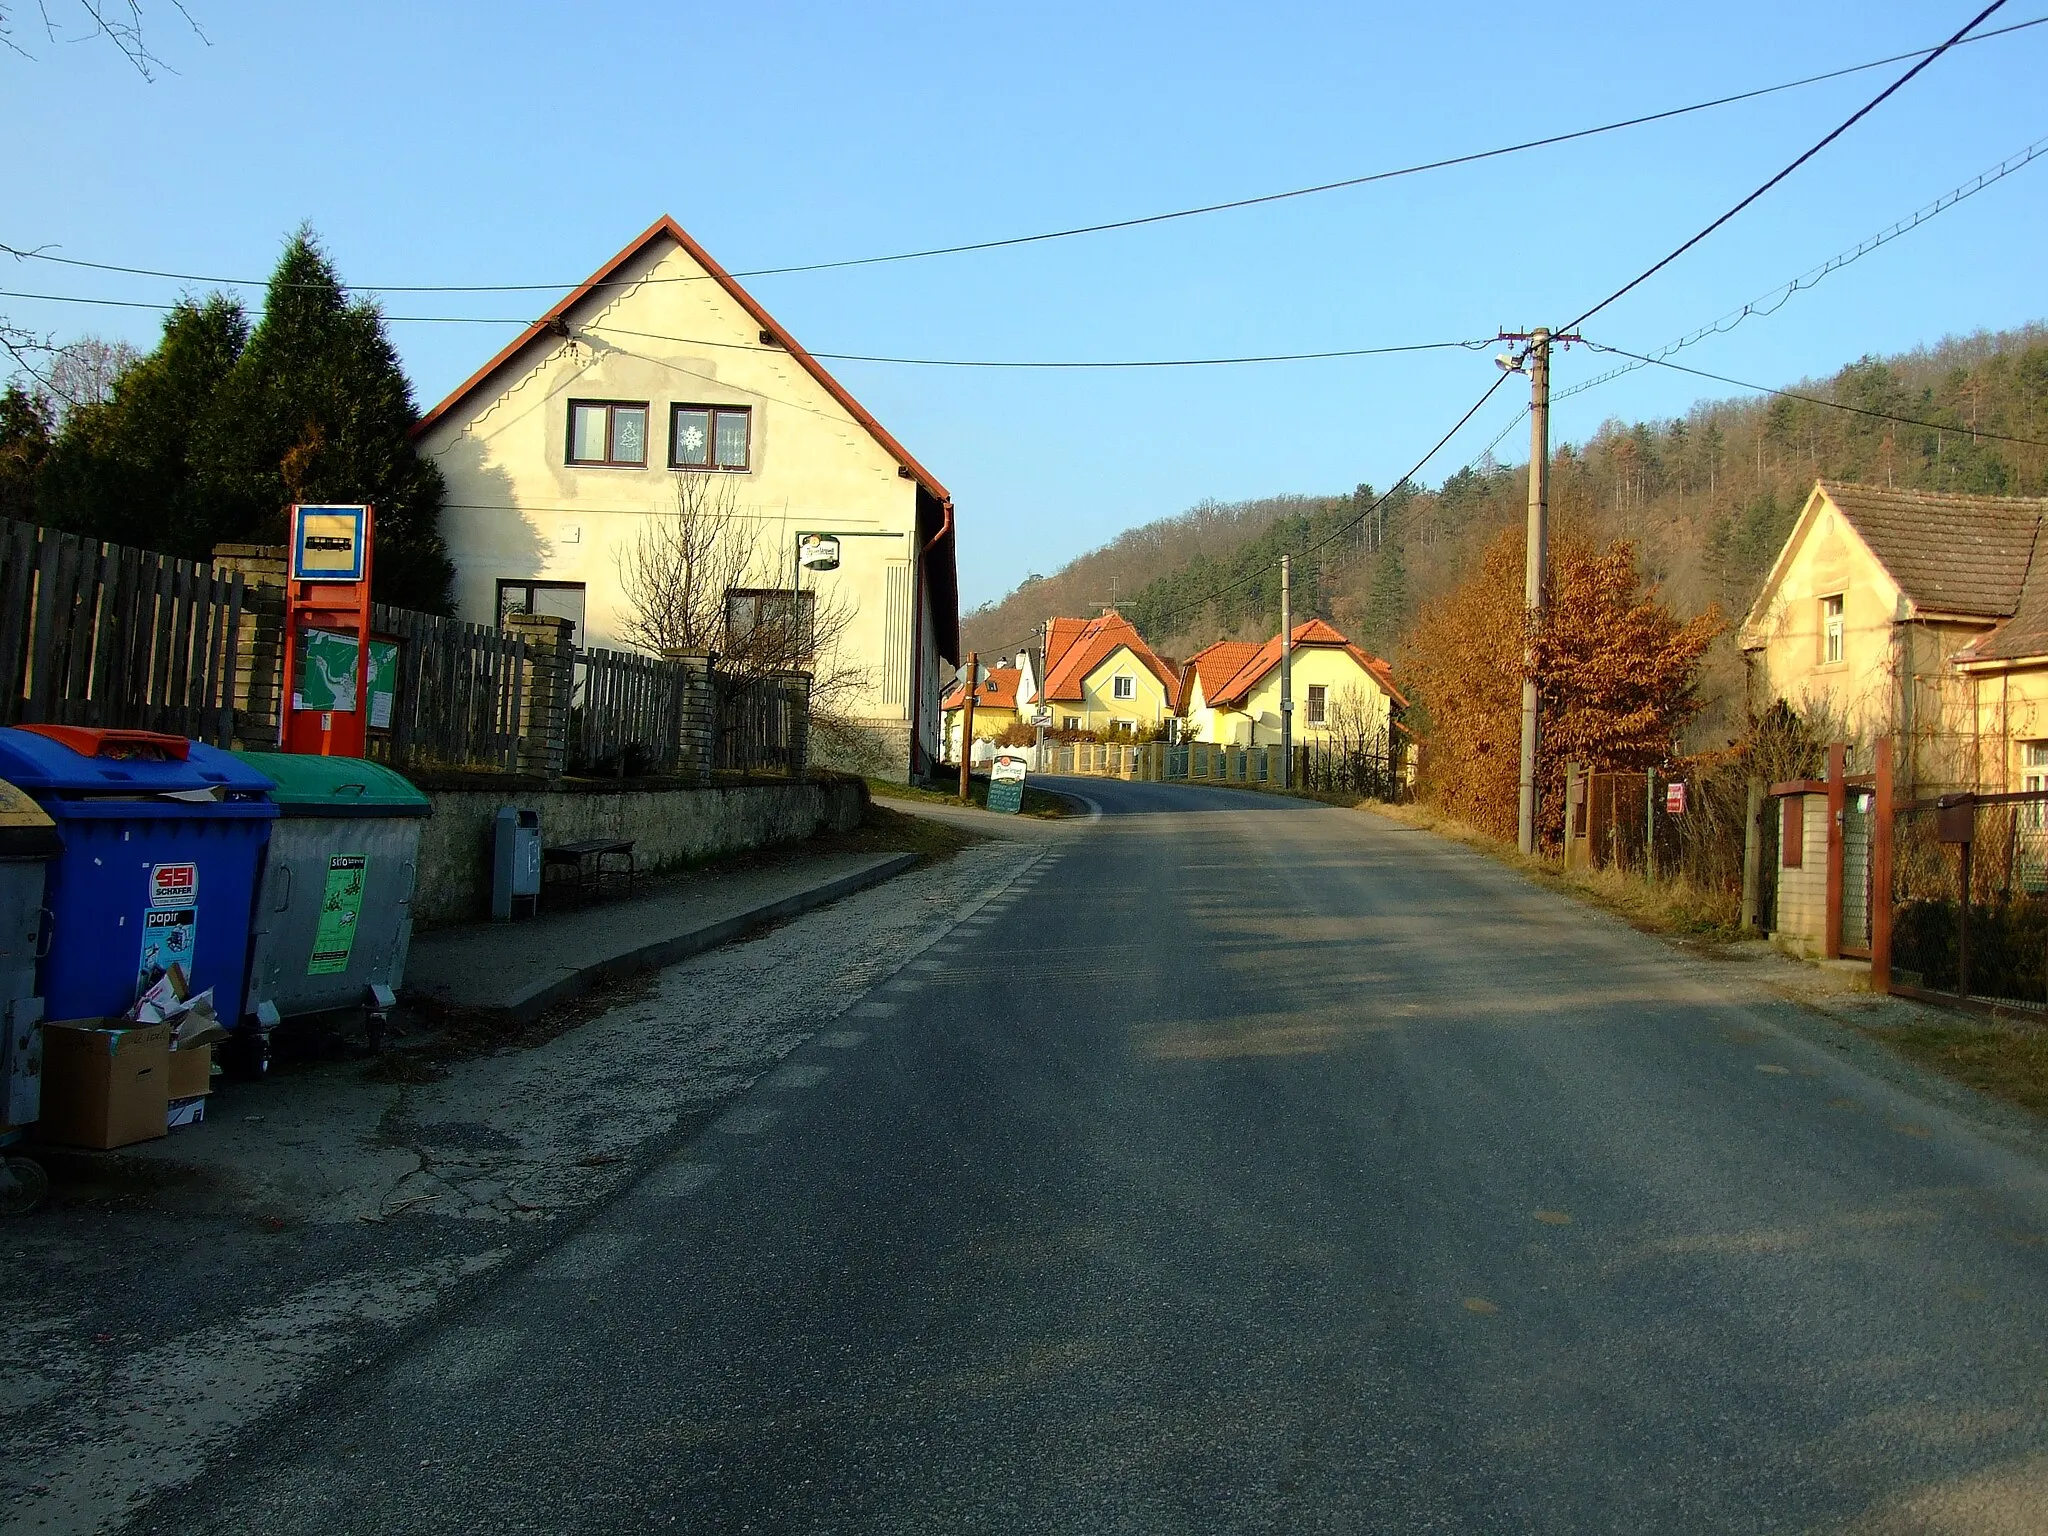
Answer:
[[1038, 612, 1180, 737], [410, 216, 958, 780], [940, 649, 1039, 762], [1179, 619, 1404, 747]]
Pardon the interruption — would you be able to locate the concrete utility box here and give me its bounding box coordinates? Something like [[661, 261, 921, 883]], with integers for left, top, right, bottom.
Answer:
[[233, 753, 431, 1039], [493, 808, 541, 921]]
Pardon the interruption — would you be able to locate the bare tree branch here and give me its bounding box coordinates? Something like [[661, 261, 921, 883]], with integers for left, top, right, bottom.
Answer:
[[0, 0, 206, 78]]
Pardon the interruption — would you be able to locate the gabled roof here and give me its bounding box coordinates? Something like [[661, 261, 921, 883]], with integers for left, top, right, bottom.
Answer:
[[1179, 641, 1262, 713], [1210, 618, 1407, 709], [1815, 482, 2040, 619], [941, 666, 1022, 713], [1960, 518, 2048, 664], [410, 215, 951, 507], [1039, 611, 1180, 707]]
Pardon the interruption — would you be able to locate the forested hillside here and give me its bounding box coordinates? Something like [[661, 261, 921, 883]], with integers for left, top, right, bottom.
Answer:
[[962, 324, 2048, 740]]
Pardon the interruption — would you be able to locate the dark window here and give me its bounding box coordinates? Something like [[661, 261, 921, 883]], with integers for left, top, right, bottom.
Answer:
[[1305, 684, 1327, 725], [566, 401, 648, 467], [672, 404, 752, 470], [1781, 797, 1804, 869], [497, 579, 586, 643], [724, 588, 815, 655]]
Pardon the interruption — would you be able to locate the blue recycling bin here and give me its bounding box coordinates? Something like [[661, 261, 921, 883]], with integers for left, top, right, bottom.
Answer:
[[0, 727, 277, 1024]]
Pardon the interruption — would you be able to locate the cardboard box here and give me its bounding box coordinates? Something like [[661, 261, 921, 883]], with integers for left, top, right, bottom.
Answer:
[[37, 1021, 170, 1150], [166, 1094, 206, 1130], [167, 1044, 213, 1100]]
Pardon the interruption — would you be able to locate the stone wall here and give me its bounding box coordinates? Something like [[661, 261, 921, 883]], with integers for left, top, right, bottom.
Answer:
[[411, 776, 869, 928]]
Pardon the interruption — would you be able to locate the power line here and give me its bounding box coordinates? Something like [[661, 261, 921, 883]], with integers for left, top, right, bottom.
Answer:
[[0, 288, 1496, 371], [1551, 128, 2048, 408], [6, 13, 2046, 297], [1581, 342, 2048, 449], [1557, 0, 2012, 336], [1143, 369, 1518, 632]]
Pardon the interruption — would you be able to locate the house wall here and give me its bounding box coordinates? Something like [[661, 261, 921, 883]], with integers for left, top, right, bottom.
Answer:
[[1217, 648, 1395, 747], [1965, 664, 2048, 791], [1745, 502, 1904, 738], [416, 236, 930, 775], [1054, 645, 1173, 733]]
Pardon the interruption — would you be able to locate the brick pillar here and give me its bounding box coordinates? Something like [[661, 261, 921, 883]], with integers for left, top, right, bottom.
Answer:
[[663, 649, 717, 786], [504, 613, 573, 779]]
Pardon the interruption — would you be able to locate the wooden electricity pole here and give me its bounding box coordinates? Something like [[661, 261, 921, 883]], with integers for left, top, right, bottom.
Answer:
[[957, 651, 978, 803], [1279, 553, 1294, 788]]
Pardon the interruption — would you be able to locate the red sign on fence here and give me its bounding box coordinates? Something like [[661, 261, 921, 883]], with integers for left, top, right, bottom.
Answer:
[[1665, 781, 1688, 815]]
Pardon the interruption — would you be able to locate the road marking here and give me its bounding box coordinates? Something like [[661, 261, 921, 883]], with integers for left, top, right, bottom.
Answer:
[[642, 1161, 719, 1198], [912, 958, 946, 972], [1533, 1210, 1573, 1226], [1462, 1297, 1499, 1316], [852, 1000, 898, 1016], [542, 1231, 644, 1280], [885, 978, 924, 993], [770, 1062, 830, 1089], [1756, 1063, 1792, 1075], [715, 1105, 782, 1136], [934, 942, 966, 954]]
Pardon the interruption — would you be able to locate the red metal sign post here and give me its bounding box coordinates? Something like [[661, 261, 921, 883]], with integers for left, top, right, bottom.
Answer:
[[279, 504, 375, 758]]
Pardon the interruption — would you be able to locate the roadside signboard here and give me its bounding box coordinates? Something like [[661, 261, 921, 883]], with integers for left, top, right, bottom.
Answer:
[[1665, 781, 1687, 815], [987, 750, 1028, 815]]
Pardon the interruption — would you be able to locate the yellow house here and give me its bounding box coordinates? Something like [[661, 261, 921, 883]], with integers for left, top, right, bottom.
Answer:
[[1180, 620, 1404, 747], [940, 652, 1036, 763], [1739, 481, 2047, 793], [410, 215, 959, 780], [1039, 613, 1180, 736]]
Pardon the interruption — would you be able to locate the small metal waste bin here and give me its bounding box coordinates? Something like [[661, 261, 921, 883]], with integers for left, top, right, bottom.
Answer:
[[0, 726, 277, 1024], [492, 807, 541, 921], [0, 776, 60, 1214], [234, 753, 431, 1045]]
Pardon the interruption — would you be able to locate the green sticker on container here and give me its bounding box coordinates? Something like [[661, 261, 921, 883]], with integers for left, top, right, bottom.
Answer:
[[367, 639, 399, 730], [295, 629, 360, 712], [308, 854, 368, 976]]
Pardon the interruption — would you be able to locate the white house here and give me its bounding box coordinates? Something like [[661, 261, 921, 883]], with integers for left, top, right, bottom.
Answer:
[[410, 215, 959, 778]]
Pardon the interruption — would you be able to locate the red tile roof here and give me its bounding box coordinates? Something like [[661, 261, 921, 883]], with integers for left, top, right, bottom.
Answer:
[[1039, 612, 1180, 708], [941, 666, 1022, 713], [1209, 619, 1407, 709], [1179, 641, 1262, 712]]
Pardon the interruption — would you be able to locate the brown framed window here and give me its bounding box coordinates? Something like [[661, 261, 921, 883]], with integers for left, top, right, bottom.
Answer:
[[724, 587, 814, 655], [1781, 797, 1804, 869], [497, 579, 587, 643], [1305, 684, 1327, 725], [566, 401, 648, 467], [672, 404, 752, 470]]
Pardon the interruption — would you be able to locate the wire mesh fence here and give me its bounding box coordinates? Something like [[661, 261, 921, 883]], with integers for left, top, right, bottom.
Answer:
[[1890, 791, 2048, 1010]]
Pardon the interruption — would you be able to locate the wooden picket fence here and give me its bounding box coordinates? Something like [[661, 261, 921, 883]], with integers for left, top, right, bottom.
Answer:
[[368, 604, 530, 774], [0, 515, 248, 746]]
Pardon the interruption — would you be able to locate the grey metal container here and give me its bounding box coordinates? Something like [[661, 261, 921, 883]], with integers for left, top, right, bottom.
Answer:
[[233, 753, 431, 1034], [0, 776, 59, 1131]]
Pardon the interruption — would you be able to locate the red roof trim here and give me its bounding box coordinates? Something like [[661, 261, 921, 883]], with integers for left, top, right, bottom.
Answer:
[[409, 215, 951, 506]]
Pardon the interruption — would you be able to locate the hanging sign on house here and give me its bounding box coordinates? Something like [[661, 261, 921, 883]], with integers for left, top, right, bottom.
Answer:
[[798, 534, 841, 571], [1665, 781, 1688, 815]]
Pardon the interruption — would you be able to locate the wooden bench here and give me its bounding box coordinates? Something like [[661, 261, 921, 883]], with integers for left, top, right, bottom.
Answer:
[[541, 837, 637, 904]]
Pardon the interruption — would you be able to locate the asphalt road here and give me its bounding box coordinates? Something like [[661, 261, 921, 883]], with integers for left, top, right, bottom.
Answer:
[[149, 780, 2048, 1533]]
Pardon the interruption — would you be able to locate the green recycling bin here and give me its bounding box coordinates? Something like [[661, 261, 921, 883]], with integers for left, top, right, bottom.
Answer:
[[233, 753, 430, 1043]]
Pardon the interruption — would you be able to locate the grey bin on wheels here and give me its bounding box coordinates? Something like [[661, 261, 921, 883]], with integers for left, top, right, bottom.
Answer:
[[233, 753, 431, 1055], [0, 775, 61, 1215]]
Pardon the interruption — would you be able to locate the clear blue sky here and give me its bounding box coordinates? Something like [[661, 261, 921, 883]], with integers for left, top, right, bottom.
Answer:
[[7, 1, 2046, 608]]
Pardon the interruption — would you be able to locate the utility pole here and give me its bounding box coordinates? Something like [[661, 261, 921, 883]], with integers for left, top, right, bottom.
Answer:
[[957, 651, 978, 804], [1498, 328, 1574, 855], [1279, 554, 1294, 788]]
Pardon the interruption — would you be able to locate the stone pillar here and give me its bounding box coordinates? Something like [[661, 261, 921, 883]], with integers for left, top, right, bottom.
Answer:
[[504, 613, 573, 779]]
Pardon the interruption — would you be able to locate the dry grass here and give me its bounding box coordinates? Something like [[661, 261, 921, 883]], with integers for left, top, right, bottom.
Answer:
[[1865, 1021, 2048, 1118], [1367, 799, 1742, 941], [868, 775, 1077, 819]]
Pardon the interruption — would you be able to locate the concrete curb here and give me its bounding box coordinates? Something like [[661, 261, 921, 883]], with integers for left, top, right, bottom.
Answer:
[[443, 852, 922, 1027]]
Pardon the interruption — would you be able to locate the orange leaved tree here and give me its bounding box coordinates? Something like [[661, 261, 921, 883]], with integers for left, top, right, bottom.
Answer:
[[1403, 526, 1719, 846]]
